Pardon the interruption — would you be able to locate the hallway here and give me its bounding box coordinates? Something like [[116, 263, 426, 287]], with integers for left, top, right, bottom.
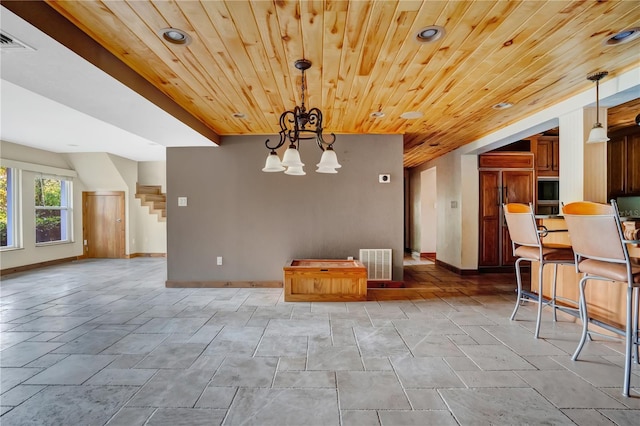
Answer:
[[0, 258, 638, 425]]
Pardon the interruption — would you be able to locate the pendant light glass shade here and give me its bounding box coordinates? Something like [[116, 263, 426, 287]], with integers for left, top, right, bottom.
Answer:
[[316, 166, 339, 174], [262, 151, 285, 172], [316, 148, 342, 172], [586, 123, 610, 144], [284, 165, 306, 176], [281, 146, 304, 168]]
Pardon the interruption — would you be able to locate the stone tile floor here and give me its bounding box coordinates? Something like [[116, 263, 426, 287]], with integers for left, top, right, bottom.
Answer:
[[0, 258, 638, 425]]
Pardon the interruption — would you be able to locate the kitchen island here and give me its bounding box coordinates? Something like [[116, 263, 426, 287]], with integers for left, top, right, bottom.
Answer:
[[533, 216, 640, 328]]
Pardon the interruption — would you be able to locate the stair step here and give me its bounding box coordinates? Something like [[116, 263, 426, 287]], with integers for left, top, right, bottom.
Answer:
[[136, 183, 166, 223], [136, 184, 162, 195], [140, 194, 165, 202]]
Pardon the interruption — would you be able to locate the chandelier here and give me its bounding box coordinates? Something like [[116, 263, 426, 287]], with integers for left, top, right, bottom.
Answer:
[[262, 59, 340, 175]]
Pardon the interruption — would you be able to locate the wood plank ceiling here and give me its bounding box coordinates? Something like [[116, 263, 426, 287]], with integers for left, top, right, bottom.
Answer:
[[44, 0, 640, 168]]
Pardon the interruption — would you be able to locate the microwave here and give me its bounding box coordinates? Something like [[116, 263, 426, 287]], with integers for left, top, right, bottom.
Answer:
[[538, 178, 559, 201]]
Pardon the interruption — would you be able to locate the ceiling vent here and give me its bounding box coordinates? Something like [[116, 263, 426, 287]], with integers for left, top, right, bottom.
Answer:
[[0, 31, 35, 51]]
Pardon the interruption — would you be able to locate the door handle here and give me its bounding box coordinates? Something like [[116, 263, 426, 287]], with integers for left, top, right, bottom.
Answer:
[[116, 218, 122, 223], [497, 186, 501, 206]]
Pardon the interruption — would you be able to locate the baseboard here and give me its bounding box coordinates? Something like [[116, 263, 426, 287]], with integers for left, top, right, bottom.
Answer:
[[166, 281, 283, 288], [0, 256, 83, 276], [435, 259, 478, 276], [420, 252, 436, 260], [127, 253, 167, 259]]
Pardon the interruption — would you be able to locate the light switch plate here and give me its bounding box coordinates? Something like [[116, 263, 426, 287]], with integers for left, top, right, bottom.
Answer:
[[178, 197, 188, 207]]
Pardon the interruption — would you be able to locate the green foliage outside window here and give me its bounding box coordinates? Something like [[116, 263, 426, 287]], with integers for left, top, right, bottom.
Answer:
[[35, 176, 66, 243], [0, 167, 7, 246]]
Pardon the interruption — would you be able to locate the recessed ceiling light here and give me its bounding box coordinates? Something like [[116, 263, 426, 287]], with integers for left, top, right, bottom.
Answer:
[[159, 27, 191, 45], [415, 25, 446, 43], [492, 102, 513, 110], [604, 27, 640, 45], [370, 111, 385, 118], [400, 111, 424, 119], [232, 112, 247, 119]]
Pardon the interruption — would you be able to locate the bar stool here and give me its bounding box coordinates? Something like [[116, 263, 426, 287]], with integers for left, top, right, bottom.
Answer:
[[503, 203, 576, 338], [562, 200, 640, 397]]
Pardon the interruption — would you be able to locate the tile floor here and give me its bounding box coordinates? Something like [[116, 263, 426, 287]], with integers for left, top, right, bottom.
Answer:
[[0, 258, 638, 425]]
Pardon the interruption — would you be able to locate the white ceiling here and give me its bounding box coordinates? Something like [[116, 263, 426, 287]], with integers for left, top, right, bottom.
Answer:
[[0, 6, 216, 162]]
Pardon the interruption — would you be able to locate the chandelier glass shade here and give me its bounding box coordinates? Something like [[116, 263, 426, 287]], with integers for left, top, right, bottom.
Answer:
[[586, 71, 610, 144], [263, 59, 339, 175]]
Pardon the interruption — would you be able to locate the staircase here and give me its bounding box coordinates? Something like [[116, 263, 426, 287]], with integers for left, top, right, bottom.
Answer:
[[135, 183, 166, 222]]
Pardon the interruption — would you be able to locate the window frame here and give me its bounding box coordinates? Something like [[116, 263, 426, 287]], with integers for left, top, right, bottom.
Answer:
[[1, 166, 21, 250], [34, 174, 73, 246]]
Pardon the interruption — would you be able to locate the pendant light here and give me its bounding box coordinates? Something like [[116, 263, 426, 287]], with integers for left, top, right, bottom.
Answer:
[[586, 71, 609, 144]]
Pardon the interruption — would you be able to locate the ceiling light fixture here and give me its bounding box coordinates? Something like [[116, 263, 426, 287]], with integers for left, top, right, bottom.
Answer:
[[262, 59, 339, 175], [492, 102, 513, 110], [370, 105, 385, 118], [586, 71, 609, 144], [604, 28, 640, 46], [159, 27, 191, 45], [415, 25, 446, 43], [400, 111, 423, 119], [232, 112, 246, 119]]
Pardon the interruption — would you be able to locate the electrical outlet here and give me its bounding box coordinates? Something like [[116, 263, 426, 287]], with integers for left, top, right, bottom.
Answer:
[[178, 197, 188, 207], [379, 174, 391, 183], [347, 256, 354, 261], [216, 256, 223, 266]]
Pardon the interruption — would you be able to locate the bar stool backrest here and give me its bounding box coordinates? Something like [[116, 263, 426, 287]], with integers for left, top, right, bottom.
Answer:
[[503, 203, 540, 247], [562, 201, 627, 264]]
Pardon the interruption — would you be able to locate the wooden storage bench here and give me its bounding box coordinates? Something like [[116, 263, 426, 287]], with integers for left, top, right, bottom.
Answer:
[[283, 259, 367, 302]]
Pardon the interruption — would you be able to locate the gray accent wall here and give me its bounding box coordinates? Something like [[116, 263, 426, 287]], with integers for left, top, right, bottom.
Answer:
[[166, 134, 404, 282]]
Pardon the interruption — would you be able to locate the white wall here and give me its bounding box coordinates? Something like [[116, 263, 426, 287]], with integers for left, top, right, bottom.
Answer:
[[0, 141, 84, 269], [139, 161, 167, 192], [419, 168, 437, 253]]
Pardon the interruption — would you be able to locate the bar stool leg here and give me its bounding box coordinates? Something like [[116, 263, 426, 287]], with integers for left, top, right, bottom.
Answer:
[[551, 263, 558, 322], [572, 276, 590, 361], [510, 257, 526, 321], [535, 261, 545, 339], [623, 285, 633, 397], [634, 287, 639, 365]]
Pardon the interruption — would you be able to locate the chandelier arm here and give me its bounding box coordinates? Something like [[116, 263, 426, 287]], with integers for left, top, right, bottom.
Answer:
[[265, 134, 286, 151], [316, 132, 337, 150]]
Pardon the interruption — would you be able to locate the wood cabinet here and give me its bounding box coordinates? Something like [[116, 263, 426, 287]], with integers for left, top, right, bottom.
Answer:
[[479, 153, 535, 268], [607, 126, 640, 200], [536, 136, 559, 176]]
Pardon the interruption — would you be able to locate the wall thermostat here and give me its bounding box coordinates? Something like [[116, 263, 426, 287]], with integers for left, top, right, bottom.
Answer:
[[379, 174, 391, 183]]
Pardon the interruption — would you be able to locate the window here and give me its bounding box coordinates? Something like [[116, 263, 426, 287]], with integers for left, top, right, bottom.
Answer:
[[35, 175, 72, 244], [1, 166, 20, 249]]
